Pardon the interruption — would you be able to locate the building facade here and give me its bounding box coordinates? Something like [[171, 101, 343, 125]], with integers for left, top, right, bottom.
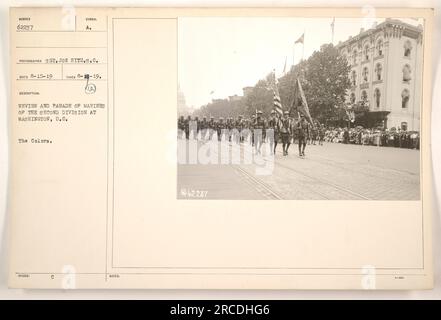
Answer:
[[337, 19, 423, 131], [177, 84, 194, 116]]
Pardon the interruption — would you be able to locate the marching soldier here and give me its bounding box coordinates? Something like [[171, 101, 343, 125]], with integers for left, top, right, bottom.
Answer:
[[296, 114, 310, 157], [285, 113, 297, 155], [267, 110, 278, 155], [236, 115, 244, 143], [279, 111, 291, 156], [194, 116, 200, 140], [200, 116, 208, 140], [184, 115, 191, 140], [208, 116, 216, 140], [243, 118, 251, 143], [250, 114, 256, 146], [227, 117, 233, 142], [290, 114, 298, 149], [177, 115, 185, 139], [253, 111, 265, 154], [217, 117, 225, 141]]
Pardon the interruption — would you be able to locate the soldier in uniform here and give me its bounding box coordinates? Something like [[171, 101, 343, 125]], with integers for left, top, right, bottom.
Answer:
[[243, 118, 251, 143], [236, 115, 244, 143], [224, 118, 230, 142], [200, 116, 208, 141], [194, 116, 200, 140], [253, 111, 265, 154], [296, 114, 310, 157], [278, 111, 291, 156], [229, 117, 234, 142], [250, 114, 256, 146], [217, 117, 225, 141], [286, 113, 297, 155], [177, 115, 185, 139], [184, 115, 191, 140], [290, 114, 299, 149], [208, 116, 215, 140], [266, 110, 279, 155]]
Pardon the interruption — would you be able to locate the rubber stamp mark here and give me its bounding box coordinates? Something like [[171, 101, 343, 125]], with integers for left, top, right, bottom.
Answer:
[[84, 74, 96, 94]]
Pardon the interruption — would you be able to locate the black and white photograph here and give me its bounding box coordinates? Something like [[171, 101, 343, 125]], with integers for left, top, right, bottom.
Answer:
[[177, 17, 424, 200], [3, 4, 437, 294]]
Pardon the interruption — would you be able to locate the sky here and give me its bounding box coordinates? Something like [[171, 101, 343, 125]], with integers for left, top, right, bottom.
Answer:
[[178, 17, 423, 109]]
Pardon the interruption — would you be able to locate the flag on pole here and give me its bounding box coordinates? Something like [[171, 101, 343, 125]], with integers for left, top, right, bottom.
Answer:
[[273, 92, 283, 116], [296, 78, 313, 124], [295, 33, 304, 44], [330, 17, 335, 44], [270, 71, 283, 116]]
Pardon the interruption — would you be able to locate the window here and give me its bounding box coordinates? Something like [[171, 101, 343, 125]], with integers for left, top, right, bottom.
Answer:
[[350, 92, 356, 104], [362, 67, 369, 83], [351, 70, 357, 86], [403, 64, 412, 82], [361, 90, 368, 103], [376, 39, 383, 56], [401, 89, 410, 108], [401, 122, 408, 131], [352, 49, 358, 65], [364, 44, 370, 61], [374, 88, 381, 108], [375, 63, 382, 81], [404, 40, 412, 57]]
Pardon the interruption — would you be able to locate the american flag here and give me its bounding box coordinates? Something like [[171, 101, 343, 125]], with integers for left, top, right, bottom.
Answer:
[[270, 71, 283, 116]]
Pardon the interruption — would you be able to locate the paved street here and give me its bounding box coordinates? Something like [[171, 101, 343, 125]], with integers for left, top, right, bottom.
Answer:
[[177, 139, 420, 200]]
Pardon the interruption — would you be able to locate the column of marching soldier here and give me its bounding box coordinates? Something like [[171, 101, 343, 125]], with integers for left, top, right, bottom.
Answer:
[[178, 110, 326, 158]]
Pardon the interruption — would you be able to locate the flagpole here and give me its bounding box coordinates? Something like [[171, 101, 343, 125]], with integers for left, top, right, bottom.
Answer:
[[283, 56, 287, 75], [331, 17, 335, 44], [302, 29, 305, 61], [293, 43, 296, 67]]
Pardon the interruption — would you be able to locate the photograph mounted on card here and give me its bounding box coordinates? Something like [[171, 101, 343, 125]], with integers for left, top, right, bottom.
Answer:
[[8, 7, 433, 289]]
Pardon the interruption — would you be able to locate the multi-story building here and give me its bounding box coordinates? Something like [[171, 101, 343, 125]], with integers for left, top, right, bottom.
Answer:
[[336, 19, 423, 131], [177, 84, 194, 116]]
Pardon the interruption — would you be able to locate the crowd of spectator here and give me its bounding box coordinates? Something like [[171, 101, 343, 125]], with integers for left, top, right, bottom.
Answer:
[[323, 127, 420, 149]]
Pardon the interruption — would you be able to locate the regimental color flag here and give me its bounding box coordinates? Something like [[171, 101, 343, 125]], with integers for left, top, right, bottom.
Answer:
[[296, 78, 314, 125]]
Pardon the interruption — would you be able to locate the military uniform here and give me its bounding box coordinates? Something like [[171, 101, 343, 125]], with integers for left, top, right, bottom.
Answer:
[[193, 117, 200, 140], [296, 117, 310, 156], [243, 119, 251, 143], [184, 116, 191, 140], [216, 118, 225, 141], [208, 117, 215, 140], [177, 116, 185, 139], [289, 117, 297, 145], [266, 111, 279, 154], [279, 111, 292, 156], [253, 111, 265, 153], [200, 117, 208, 140], [227, 118, 234, 142], [235, 116, 244, 143], [250, 115, 256, 146]]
